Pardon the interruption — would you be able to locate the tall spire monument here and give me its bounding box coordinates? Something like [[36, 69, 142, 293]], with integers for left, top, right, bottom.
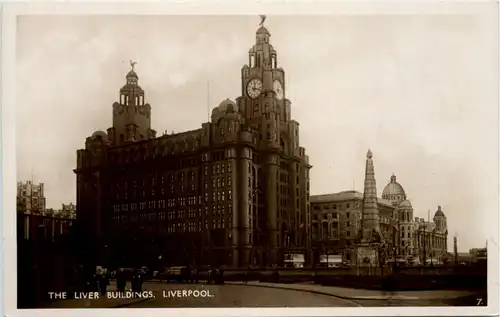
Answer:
[[352, 149, 384, 267], [361, 149, 382, 241]]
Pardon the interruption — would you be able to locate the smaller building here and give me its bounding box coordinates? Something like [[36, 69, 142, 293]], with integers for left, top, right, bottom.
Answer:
[[59, 203, 77, 219], [469, 247, 487, 263], [17, 181, 46, 214], [414, 206, 448, 265], [17, 180, 75, 241]]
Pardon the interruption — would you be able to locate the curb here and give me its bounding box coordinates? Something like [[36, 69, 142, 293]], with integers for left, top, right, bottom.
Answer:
[[229, 282, 474, 301]]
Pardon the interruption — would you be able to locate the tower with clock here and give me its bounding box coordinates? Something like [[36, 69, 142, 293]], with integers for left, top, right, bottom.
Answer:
[[232, 19, 312, 267]]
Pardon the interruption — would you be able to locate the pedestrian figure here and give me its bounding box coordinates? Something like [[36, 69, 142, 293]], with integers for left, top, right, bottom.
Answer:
[[116, 269, 126, 292], [218, 268, 225, 284], [273, 269, 280, 283], [131, 269, 143, 292], [244, 267, 249, 284], [98, 273, 108, 296]]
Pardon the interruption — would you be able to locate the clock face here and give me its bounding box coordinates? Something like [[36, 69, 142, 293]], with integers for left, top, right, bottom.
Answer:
[[273, 80, 284, 100], [247, 78, 262, 99]]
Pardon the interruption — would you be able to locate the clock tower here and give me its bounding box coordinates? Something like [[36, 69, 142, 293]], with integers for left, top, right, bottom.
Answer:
[[239, 23, 292, 146], [234, 19, 310, 267]]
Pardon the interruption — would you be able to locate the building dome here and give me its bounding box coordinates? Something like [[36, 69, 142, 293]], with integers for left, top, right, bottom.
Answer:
[[256, 26, 270, 35], [217, 98, 237, 113], [434, 206, 445, 217], [91, 131, 108, 142], [92, 131, 107, 138], [398, 200, 412, 209], [126, 69, 138, 79], [382, 174, 406, 198], [211, 99, 239, 123]]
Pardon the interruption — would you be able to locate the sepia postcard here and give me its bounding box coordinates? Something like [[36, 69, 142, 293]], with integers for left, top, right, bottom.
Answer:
[[1, 1, 498, 317]]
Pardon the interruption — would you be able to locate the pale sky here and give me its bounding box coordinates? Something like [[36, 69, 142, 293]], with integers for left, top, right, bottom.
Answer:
[[16, 14, 497, 252]]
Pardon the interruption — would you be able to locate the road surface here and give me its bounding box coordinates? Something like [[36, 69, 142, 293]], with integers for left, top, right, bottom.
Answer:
[[46, 281, 485, 308], [127, 282, 360, 307]]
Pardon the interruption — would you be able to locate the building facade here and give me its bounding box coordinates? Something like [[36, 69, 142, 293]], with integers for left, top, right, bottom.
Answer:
[[311, 164, 449, 266], [310, 190, 396, 261], [74, 22, 311, 268], [414, 207, 448, 264], [17, 181, 74, 241], [17, 181, 46, 214]]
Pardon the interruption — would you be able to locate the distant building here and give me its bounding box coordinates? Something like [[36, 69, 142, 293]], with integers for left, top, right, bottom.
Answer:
[[17, 180, 74, 241], [469, 247, 487, 263], [17, 212, 73, 241], [414, 207, 448, 265], [310, 190, 396, 262], [311, 166, 449, 265], [74, 22, 311, 268], [59, 203, 76, 219], [17, 181, 46, 214]]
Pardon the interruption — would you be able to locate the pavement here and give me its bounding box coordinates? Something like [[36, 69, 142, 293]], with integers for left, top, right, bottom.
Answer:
[[227, 281, 484, 306], [44, 280, 485, 308]]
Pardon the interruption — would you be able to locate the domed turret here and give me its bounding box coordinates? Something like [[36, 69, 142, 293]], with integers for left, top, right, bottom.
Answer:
[[218, 98, 237, 113], [126, 69, 138, 80], [433, 206, 447, 232], [398, 200, 412, 209], [256, 26, 270, 36], [211, 98, 239, 123], [91, 131, 108, 140], [434, 206, 445, 217], [381, 174, 407, 204]]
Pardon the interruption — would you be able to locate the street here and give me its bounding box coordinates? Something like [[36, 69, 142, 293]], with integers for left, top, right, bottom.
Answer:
[[127, 282, 360, 307], [45, 280, 486, 308]]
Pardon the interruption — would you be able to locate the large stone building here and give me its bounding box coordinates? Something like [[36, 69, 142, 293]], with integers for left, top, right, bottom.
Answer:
[[311, 153, 449, 266], [310, 190, 395, 262], [74, 21, 311, 268]]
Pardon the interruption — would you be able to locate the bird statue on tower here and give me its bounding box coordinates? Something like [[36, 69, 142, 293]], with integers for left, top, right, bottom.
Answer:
[[259, 15, 266, 26], [130, 60, 137, 71]]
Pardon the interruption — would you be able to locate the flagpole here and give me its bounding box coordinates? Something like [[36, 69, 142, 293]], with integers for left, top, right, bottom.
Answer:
[[207, 81, 211, 123]]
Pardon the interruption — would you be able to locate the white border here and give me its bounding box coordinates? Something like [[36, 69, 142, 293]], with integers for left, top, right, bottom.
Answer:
[[2, 1, 498, 317]]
